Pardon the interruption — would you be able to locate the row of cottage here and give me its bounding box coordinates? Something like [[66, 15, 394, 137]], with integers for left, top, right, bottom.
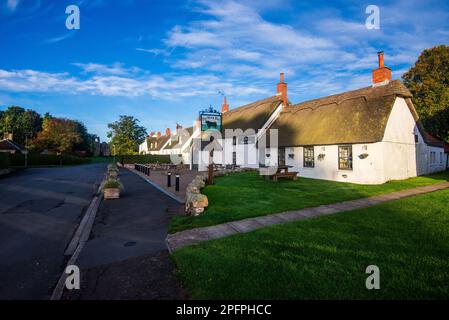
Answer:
[[139, 52, 448, 184]]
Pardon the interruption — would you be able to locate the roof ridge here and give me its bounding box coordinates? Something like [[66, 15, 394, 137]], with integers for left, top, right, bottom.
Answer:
[[225, 95, 281, 114], [290, 79, 411, 109]]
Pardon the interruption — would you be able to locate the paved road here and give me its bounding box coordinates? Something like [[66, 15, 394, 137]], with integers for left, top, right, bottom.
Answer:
[[0, 164, 105, 299], [65, 168, 185, 300]]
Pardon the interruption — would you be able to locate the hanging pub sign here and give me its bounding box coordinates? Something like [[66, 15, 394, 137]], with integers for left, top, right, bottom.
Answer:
[[200, 107, 222, 143]]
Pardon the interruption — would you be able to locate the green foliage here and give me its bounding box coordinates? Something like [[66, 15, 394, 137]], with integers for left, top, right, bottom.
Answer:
[[107, 116, 147, 155], [173, 189, 449, 299], [8, 153, 89, 167], [0, 153, 10, 169], [89, 157, 113, 164], [403, 45, 449, 142], [118, 154, 171, 164], [31, 118, 84, 154], [0, 106, 42, 145], [170, 170, 449, 233], [103, 180, 120, 189], [0, 106, 98, 155]]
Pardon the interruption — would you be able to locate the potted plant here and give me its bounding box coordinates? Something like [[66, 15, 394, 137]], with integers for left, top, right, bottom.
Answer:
[[107, 163, 119, 179], [103, 180, 121, 199], [108, 167, 119, 179]]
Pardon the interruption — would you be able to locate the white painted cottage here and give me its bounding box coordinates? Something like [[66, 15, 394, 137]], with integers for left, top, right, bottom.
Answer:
[[141, 52, 448, 184]]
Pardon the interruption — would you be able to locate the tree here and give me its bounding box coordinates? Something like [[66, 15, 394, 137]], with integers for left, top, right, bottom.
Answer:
[[107, 116, 147, 155], [403, 45, 449, 142], [32, 118, 82, 154], [0, 106, 42, 145]]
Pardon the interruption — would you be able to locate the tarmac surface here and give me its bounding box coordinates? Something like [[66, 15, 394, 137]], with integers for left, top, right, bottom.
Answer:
[[64, 168, 185, 300], [0, 164, 105, 299]]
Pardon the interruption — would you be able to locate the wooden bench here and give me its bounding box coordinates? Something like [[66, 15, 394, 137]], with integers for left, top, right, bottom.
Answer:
[[272, 171, 298, 182]]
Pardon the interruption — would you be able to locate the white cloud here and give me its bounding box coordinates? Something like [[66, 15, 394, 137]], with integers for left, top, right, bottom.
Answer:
[[73, 62, 141, 76], [160, 0, 337, 80], [0, 65, 268, 99]]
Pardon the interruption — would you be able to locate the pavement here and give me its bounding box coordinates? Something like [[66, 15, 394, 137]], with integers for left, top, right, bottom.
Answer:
[[0, 164, 106, 300], [139, 167, 199, 202], [64, 168, 185, 300], [166, 181, 449, 252]]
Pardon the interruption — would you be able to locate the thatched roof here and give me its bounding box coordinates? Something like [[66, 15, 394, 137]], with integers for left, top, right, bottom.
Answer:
[[268, 80, 439, 147], [222, 95, 282, 133]]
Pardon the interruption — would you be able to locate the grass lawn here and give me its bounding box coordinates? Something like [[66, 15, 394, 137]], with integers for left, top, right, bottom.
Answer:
[[172, 188, 449, 299], [88, 157, 114, 164], [170, 170, 449, 233]]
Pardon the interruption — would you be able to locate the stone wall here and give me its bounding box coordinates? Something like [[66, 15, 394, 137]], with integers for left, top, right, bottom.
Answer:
[[185, 174, 208, 216]]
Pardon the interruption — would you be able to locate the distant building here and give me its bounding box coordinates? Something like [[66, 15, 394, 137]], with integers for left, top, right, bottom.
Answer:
[[0, 133, 26, 154], [100, 142, 111, 157]]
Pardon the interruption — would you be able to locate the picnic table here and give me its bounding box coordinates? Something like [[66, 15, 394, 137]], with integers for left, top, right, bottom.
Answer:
[[271, 165, 299, 182]]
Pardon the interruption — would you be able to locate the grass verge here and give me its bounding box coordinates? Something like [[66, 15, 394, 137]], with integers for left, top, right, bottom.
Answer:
[[172, 188, 449, 299]]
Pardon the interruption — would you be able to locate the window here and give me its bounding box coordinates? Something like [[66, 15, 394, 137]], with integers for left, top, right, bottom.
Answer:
[[303, 147, 314, 168], [243, 136, 249, 144], [232, 152, 237, 165], [430, 152, 436, 165], [339, 145, 353, 170], [415, 134, 419, 143], [232, 136, 237, 146]]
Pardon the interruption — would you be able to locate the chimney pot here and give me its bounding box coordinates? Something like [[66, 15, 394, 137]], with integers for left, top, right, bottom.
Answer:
[[165, 128, 171, 136], [221, 96, 230, 113], [195, 117, 200, 129], [157, 131, 161, 139], [276, 72, 288, 107], [378, 51, 384, 68]]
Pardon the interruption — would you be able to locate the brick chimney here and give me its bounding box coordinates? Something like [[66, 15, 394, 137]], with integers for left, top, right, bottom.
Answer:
[[276, 73, 288, 107], [221, 96, 230, 114], [157, 131, 161, 139], [165, 128, 171, 137], [3, 132, 13, 140], [150, 131, 155, 137], [194, 117, 200, 130], [372, 51, 391, 86]]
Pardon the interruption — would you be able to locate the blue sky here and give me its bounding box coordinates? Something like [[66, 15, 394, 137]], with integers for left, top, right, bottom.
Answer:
[[1, 0, 448, 141]]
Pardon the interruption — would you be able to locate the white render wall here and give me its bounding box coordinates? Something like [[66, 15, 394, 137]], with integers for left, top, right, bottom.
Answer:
[[383, 97, 447, 177], [284, 143, 385, 184]]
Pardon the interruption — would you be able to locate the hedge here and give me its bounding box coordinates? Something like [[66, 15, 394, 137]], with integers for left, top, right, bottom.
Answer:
[[9, 154, 90, 167], [0, 153, 10, 169], [118, 154, 173, 164]]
